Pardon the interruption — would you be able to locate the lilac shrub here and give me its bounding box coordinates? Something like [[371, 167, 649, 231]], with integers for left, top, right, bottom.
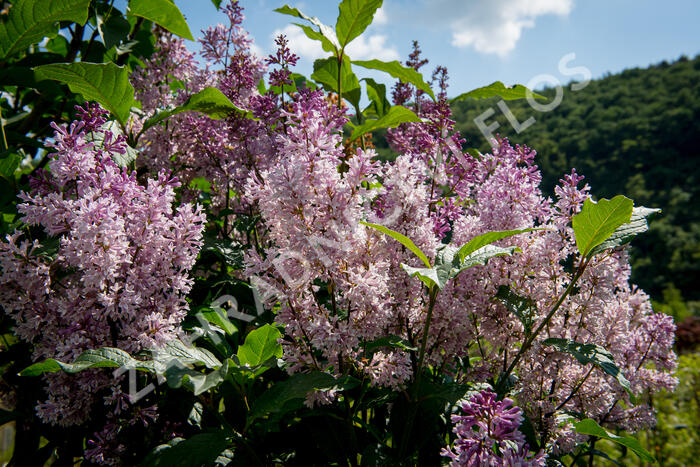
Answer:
[[0, 0, 677, 464], [0, 104, 204, 428]]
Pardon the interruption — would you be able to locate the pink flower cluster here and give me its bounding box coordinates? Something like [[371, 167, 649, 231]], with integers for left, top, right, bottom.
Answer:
[[0, 104, 205, 426], [442, 390, 546, 466]]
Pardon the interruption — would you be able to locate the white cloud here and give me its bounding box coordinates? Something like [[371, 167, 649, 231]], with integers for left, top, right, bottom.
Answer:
[[346, 34, 400, 61], [273, 24, 326, 62], [373, 6, 388, 25], [435, 0, 573, 56]]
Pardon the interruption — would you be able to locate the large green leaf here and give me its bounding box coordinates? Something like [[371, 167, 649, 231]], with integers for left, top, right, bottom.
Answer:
[[142, 87, 253, 133], [128, 0, 193, 41], [362, 77, 390, 118], [349, 105, 421, 140], [402, 244, 520, 289], [353, 59, 435, 101], [361, 221, 431, 267], [294, 23, 337, 54], [197, 308, 238, 336], [572, 196, 634, 257], [335, 0, 383, 49], [543, 338, 634, 399], [153, 339, 221, 369], [236, 324, 283, 368], [0, 0, 90, 60], [33, 62, 135, 125], [140, 432, 231, 467], [248, 372, 359, 422], [311, 56, 361, 109], [573, 419, 655, 463], [163, 359, 231, 395], [589, 206, 660, 255], [456, 228, 536, 261], [21, 348, 155, 376], [451, 81, 545, 102], [275, 5, 340, 51]]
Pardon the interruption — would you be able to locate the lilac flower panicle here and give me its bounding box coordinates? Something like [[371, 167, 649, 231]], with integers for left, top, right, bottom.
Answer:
[[0, 104, 205, 445]]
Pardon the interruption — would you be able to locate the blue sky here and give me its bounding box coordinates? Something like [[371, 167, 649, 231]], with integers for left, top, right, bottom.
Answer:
[[176, 0, 700, 97]]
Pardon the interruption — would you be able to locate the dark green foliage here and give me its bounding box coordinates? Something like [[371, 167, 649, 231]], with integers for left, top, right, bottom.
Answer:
[[451, 55, 700, 301]]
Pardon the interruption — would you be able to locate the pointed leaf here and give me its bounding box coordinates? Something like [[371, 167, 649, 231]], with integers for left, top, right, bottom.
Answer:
[[590, 206, 661, 255], [349, 105, 421, 140], [275, 5, 340, 51], [543, 338, 634, 400], [362, 77, 390, 118], [456, 228, 535, 261], [0, 0, 90, 60], [401, 263, 442, 289], [142, 87, 254, 132], [460, 244, 520, 269], [361, 221, 431, 267], [248, 372, 359, 422], [311, 56, 361, 109], [128, 0, 193, 41], [336, 0, 383, 49], [353, 59, 435, 101], [20, 347, 155, 376], [153, 339, 222, 369], [34, 62, 134, 125], [451, 81, 545, 102], [236, 324, 283, 368], [293, 22, 336, 53], [573, 419, 655, 463], [572, 196, 634, 257]]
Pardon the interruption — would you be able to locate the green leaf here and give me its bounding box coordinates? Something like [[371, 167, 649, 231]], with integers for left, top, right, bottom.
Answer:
[[0, 151, 21, 181], [33, 62, 135, 125], [362, 78, 390, 118], [97, 10, 131, 50], [353, 59, 436, 101], [349, 105, 421, 140], [293, 23, 337, 54], [85, 120, 138, 167], [163, 359, 231, 395], [140, 432, 231, 467], [362, 335, 417, 354], [572, 196, 634, 257], [210, 0, 223, 8], [402, 244, 520, 289], [494, 285, 536, 335], [456, 228, 535, 261], [335, 0, 383, 49], [573, 419, 655, 463], [361, 221, 431, 267], [248, 372, 359, 422], [275, 5, 340, 51], [197, 308, 237, 336], [153, 339, 222, 370], [142, 87, 253, 132], [451, 81, 545, 102], [543, 338, 634, 400], [128, 0, 193, 41], [311, 56, 361, 109], [0, 0, 91, 60], [236, 324, 283, 368], [589, 206, 661, 255], [200, 235, 245, 269], [20, 347, 154, 376]]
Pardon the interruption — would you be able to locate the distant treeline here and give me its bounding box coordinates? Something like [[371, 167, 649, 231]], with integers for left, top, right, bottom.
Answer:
[[442, 55, 700, 304]]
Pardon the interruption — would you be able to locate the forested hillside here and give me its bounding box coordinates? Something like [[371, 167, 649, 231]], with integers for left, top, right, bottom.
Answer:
[[450, 56, 700, 305]]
